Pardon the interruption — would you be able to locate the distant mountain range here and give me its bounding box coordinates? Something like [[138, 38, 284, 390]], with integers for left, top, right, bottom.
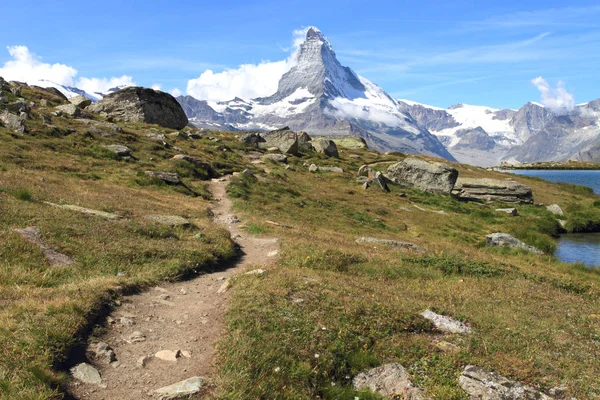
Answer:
[[33, 79, 128, 102], [31, 27, 600, 166]]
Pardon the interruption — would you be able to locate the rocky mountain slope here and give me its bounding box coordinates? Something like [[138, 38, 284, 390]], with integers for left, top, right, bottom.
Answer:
[[399, 100, 600, 166], [178, 27, 455, 161]]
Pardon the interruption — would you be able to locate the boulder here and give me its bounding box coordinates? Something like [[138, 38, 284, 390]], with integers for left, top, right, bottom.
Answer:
[[356, 237, 424, 253], [386, 158, 458, 195], [485, 233, 544, 254], [353, 363, 428, 399], [297, 131, 313, 151], [69, 95, 92, 108], [362, 172, 390, 192], [54, 103, 82, 117], [87, 87, 188, 129], [358, 165, 376, 177], [312, 138, 339, 157], [258, 127, 298, 154], [421, 309, 473, 334], [0, 110, 26, 134], [70, 363, 102, 385], [458, 365, 553, 400], [102, 144, 132, 158], [262, 154, 288, 163], [546, 204, 564, 216], [239, 132, 265, 147], [144, 171, 181, 185], [452, 178, 533, 204]]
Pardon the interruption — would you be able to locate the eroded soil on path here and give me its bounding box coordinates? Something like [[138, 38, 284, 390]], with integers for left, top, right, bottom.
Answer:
[[69, 177, 279, 399]]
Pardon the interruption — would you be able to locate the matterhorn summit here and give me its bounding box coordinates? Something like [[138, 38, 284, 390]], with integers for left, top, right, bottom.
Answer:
[[178, 27, 456, 161]]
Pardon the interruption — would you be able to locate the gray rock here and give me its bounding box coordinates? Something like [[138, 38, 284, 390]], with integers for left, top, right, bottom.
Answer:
[[486, 232, 544, 255], [171, 154, 211, 170], [128, 331, 146, 343], [54, 103, 82, 117], [70, 363, 102, 385], [69, 95, 92, 109], [297, 131, 313, 151], [357, 237, 424, 253], [145, 132, 169, 145], [353, 363, 428, 399], [312, 138, 339, 157], [239, 132, 265, 147], [91, 342, 117, 364], [154, 376, 208, 399], [14, 226, 74, 266], [458, 365, 552, 400], [87, 87, 188, 129], [309, 164, 343, 173], [495, 208, 518, 216], [452, 178, 534, 204], [155, 350, 181, 362], [421, 309, 473, 334], [146, 215, 191, 227], [101, 144, 132, 157], [0, 110, 26, 134], [144, 171, 181, 184], [241, 169, 254, 178], [262, 153, 288, 163], [387, 158, 458, 195], [358, 164, 375, 177], [546, 204, 564, 216], [258, 127, 299, 154], [363, 172, 391, 193]]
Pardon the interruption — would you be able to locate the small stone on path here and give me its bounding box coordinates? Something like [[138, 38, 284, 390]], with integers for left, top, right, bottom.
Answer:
[[217, 280, 230, 294], [154, 376, 208, 399], [71, 363, 102, 385], [154, 350, 181, 362]]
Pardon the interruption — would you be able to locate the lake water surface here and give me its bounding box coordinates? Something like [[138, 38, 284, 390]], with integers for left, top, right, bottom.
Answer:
[[509, 169, 600, 268]]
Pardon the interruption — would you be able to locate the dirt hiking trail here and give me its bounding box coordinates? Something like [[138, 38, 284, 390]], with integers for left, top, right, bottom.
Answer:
[[69, 176, 279, 399]]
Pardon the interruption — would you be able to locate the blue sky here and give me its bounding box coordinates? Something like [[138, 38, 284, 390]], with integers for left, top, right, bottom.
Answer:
[[1, 0, 600, 109]]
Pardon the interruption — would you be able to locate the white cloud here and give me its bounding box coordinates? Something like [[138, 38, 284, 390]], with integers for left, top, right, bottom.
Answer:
[[531, 76, 575, 111], [186, 28, 310, 101], [0, 45, 135, 95], [170, 88, 182, 97], [0, 45, 77, 85], [77, 75, 135, 94], [151, 83, 162, 91]]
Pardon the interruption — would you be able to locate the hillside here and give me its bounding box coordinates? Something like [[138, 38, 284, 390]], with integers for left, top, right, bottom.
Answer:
[[2, 80, 600, 399]]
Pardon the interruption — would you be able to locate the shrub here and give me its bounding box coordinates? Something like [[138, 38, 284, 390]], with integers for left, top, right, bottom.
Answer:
[[15, 188, 33, 201]]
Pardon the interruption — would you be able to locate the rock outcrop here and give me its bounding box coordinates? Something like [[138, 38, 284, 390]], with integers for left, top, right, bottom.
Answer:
[[546, 204, 564, 216], [312, 138, 339, 157], [0, 109, 26, 134], [386, 158, 458, 195], [356, 237, 424, 253], [421, 309, 473, 334], [353, 363, 428, 399], [258, 127, 299, 154], [458, 365, 552, 400], [486, 233, 544, 254], [452, 178, 534, 204], [88, 87, 188, 129]]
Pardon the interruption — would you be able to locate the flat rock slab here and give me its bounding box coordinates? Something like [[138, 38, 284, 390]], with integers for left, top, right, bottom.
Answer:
[[14, 226, 74, 266], [262, 153, 288, 163], [486, 232, 544, 255], [387, 158, 458, 195], [356, 237, 425, 253], [45, 202, 122, 220], [353, 363, 428, 399], [421, 309, 473, 334], [452, 178, 533, 204], [101, 144, 132, 157], [309, 164, 343, 173], [145, 171, 181, 185], [154, 376, 208, 399], [458, 365, 553, 400], [495, 208, 518, 216], [146, 215, 191, 227], [71, 363, 102, 385]]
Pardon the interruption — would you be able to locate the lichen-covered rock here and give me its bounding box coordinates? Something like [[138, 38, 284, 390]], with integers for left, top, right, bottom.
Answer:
[[421, 309, 473, 334], [452, 178, 534, 204], [146, 215, 191, 227], [258, 127, 299, 154], [486, 232, 544, 254], [458, 365, 553, 400], [387, 158, 458, 195], [102, 145, 132, 158], [262, 154, 288, 163], [356, 237, 424, 253], [309, 164, 343, 173], [154, 376, 208, 399], [54, 103, 82, 117], [312, 138, 339, 157], [0, 109, 26, 133], [546, 204, 564, 216], [69, 95, 92, 108], [144, 171, 181, 184], [239, 132, 265, 147], [297, 131, 313, 151], [353, 363, 428, 399], [87, 87, 188, 129]]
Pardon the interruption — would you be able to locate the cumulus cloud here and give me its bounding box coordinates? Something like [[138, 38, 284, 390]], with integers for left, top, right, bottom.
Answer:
[[151, 83, 162, 91], [186, 27, 310, 101], [0, 45, 77, 85], [170, 88, 182, 97], [0, 45, 135, 95], [531, 76, 575, 112]]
